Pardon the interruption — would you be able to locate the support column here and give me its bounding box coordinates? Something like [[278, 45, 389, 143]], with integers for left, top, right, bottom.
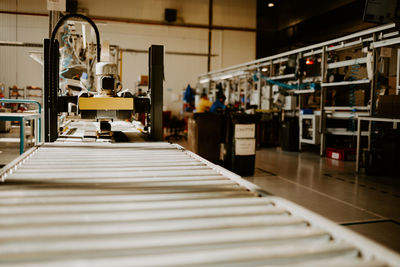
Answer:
[[149, 45, 164, 141], [49, 11, 61, 38], [207, 0, 213, 72], [319, 46, 327, 156]]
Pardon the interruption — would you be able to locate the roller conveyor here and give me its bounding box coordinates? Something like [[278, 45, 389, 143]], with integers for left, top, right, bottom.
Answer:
[[0, 142, 399, 266]]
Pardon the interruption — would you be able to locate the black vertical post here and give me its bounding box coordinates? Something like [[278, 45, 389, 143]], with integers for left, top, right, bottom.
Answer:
[[43, 38, 50, 142], [45, 14, 101, 142], [149, 45, 164, 141], [49, 40, 59, 142], [44, 38, 59, 142], [207, 0, 213, 72]]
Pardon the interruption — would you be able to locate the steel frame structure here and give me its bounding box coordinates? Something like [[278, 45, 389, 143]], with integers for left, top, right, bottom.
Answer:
[[198, 23, 400, 156]]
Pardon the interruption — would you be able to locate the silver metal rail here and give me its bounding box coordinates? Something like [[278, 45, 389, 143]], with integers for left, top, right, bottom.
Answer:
[[1, 142, 399, 266], [199, 23, 398, 80]]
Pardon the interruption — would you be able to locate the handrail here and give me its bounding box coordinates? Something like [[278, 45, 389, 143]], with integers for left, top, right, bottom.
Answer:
[[0, 98, 42, 142]]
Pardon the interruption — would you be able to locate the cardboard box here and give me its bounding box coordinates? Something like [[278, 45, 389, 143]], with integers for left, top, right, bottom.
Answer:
[[377, 95, 400, 118], [378, 95, 394, 117], [332, 89, 349, 106], [139, 75, 148, 86], [354, 89, 366, 106], [393, 96, 400, 118], [284, 96, 297, 110], [388, 76, 397, 91]]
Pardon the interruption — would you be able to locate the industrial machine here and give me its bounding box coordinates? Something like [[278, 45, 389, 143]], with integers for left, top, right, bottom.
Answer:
[[44, 14, 162, 142], [1, 13, 399, 266]]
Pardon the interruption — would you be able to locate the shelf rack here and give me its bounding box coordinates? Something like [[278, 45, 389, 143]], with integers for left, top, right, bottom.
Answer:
[[25, 86, 43, 105], [198, 22, 400, 158], [8, 87, 25, 99]]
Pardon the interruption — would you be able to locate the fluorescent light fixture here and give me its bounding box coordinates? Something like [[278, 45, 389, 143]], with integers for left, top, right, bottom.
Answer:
[[200, 78, 210, 84], [208, 70, 246, 81], [261, 67, 268, 72], [0, 40, 24, 45], [73, 20, 108, 26], [219, 74, 233, 80], [268, 2, 274, 7], [233, 70, 246, 77]]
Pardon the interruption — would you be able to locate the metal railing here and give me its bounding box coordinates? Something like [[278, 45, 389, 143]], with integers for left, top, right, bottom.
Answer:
[[0, 98, 42, 142]]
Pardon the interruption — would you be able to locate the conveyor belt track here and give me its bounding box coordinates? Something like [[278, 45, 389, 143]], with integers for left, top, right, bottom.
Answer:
[[0, 142, 399, 266]]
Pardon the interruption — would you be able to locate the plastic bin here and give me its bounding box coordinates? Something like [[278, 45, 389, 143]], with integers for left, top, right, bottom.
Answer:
[[224, 113, 260, 176]]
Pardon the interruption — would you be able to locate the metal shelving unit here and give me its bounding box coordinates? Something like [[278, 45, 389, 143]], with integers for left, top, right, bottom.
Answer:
[[25, 86, 43, 108], [198, 22, 400, 157], [321, 79, 370, 87], [8, 87, 25, 99]]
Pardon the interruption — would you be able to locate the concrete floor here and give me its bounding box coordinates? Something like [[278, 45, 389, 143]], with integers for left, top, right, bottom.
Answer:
[[0, 126, 35, 168], [244, 147, 400, 254], [1, 128, 400, 255]]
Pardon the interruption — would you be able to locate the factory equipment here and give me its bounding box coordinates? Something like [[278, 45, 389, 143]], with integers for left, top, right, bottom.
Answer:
[[44, 14, 159, 142], [198, 22, 400, 155], [1, 14, 400, 266]]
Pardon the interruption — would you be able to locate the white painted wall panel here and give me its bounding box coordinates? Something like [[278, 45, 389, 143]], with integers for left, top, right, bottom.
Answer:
[[213, 0, 256, 28], [78, 0, 209, 25], [99, 21, 209, 114], [99, 23, 208, 54], [2, 0, 47, 13], [0, 0, 256, 115], [1, 0, 17, 11], [219, 30, 256, 68], [0, 14, 46, 93], [0, 12, 18, 96]]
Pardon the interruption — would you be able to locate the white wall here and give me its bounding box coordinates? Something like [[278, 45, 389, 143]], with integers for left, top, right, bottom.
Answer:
[[213, 0, 256, 28], [98, 21, 209, 112], [0, 13, 47, 96], [0, 0, 256, 115], [78, 0, 210, 25]]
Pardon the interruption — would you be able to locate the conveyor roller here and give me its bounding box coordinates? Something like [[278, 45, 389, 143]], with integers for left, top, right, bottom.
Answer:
[[0, 142, 399, 266]]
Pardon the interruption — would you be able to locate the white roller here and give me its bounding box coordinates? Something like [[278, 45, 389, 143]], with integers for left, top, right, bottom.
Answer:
[[0, 142, 399, 266]]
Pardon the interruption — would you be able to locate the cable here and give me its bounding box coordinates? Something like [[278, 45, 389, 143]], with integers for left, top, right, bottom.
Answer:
[[49, 14, 101, 109], [253, 72, 319, 90]]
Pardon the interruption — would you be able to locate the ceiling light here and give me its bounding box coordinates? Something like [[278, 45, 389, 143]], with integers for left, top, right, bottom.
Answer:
[[268, 2, 274, 7], [221, 74, 234, 80], [306, 58, 315, 65], [0, 40, 24, 45], [199, 78, 210, 84], [261, 67, 268, 72]]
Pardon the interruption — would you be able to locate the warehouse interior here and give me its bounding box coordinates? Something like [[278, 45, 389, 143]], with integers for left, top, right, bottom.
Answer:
[[1, 0, 400, 265]]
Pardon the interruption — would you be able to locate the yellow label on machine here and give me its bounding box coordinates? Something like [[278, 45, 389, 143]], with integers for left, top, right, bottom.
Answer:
[[78, 97, 134, 110]]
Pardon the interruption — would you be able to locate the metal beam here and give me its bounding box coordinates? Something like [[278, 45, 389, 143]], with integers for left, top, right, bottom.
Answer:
[[0, 42, 218, 58], [207, 0, 213, 72], [199, 23, 397, 78]]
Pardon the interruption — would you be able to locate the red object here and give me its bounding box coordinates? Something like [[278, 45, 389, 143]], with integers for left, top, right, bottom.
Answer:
[[326, 147, 356, 161], [163, 111, 172, 129], [305, 58, 314, 65]]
